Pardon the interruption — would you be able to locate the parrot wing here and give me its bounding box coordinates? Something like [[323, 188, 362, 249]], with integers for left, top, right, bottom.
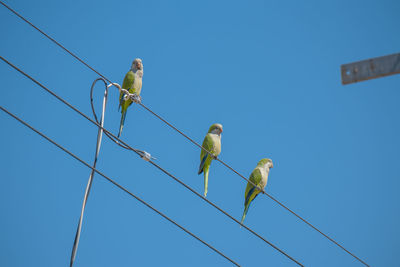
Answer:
[[119, 70, 135, 111], [241, 168, 263, 223], [244, 168, 262, 203], [198, 134, 215, 174]]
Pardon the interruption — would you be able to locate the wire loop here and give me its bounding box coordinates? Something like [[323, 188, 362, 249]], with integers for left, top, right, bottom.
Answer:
[[0, 105, 241, 267], [0, 56, 303, 266]]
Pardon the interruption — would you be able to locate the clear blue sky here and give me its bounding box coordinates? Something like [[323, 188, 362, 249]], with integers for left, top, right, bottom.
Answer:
[[1, 0, 399, 266]]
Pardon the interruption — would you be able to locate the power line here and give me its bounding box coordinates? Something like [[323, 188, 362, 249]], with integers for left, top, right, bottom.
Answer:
[[0, 1, 108, 83], [0, 56, 303, 266], [89, 79, 303, 265], [0, 2, 369, 266], [140, 99, 370, 266], [70, 78, 110, 267], [0, 105, 241, 267]]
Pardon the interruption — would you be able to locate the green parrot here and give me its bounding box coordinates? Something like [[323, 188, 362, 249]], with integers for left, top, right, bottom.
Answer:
[[198, 123, 223, 197], [241, 158, 274, 224], [118, 58, 143, 138]]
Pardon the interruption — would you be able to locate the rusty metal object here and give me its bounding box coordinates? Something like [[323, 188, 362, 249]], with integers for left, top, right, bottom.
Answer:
[[341, 53, 400, 85]]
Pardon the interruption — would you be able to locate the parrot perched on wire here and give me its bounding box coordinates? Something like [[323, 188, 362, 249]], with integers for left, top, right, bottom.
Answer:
[[198, 123, 223, 197], [241, 158, 274, 224], [118, 58, 143, 138]]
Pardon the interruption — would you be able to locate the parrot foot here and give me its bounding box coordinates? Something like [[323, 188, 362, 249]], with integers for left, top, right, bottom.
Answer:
[[212, 154, 218, 160], [122, 89, 130, 101], [120, 90, 141, 104], [131, 94, 141, 104]]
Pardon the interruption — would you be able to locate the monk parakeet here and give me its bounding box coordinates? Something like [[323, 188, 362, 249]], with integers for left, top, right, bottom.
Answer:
[[198, 123, 223, 197], [118, 58, 143, 137], [241, 158, 273, 224]]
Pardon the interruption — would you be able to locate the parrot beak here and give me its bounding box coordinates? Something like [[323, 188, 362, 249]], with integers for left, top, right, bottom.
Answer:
[[270, 162, 274, 168]]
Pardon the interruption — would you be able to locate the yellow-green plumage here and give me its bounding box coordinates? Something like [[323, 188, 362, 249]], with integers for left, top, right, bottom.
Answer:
[[241, 158, 273, 224], [118, 58, 143, 138], [198, 124, 222, 197]]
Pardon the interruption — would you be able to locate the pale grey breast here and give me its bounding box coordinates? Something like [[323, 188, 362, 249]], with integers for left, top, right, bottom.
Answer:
[[210, 133, 222, 156], [259, 167, 269, 189], [133, 70, 143, 94]]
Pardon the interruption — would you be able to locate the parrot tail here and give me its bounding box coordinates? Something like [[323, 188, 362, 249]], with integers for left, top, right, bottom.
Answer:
[[241, 203, 250, 224], [203, 165, 210, 197], [241, 187, 258, 224], [118, 92, 124, 112], [118, 96, 124, 112], [118, 110, 127, 138]]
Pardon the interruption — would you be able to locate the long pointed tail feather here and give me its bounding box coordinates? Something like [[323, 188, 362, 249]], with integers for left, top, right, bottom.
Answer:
[[241, 188, 259, 224], [118, 111, 127, 138], [241, 202, 251, 224], [203, 166, 209, 197], [118, 93, 124, 112]]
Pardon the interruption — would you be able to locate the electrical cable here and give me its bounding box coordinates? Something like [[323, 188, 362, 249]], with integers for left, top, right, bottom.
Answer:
[[0, 3, 371, 265], [0, 56, 303, 266], [0, 105, 242, 267], [70, 78, 109, 267]]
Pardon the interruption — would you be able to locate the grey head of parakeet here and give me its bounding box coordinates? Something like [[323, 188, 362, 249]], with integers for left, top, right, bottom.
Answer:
[[132, 58, 143, 70], [208, 123, 223, 135], [258, 158, 273, 168]]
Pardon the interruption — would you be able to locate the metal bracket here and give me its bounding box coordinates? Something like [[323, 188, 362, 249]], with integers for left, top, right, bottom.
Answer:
[[341, 53, 400, 85]]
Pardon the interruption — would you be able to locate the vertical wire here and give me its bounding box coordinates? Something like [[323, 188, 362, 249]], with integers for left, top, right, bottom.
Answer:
[[70, 78, 109, 267]]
